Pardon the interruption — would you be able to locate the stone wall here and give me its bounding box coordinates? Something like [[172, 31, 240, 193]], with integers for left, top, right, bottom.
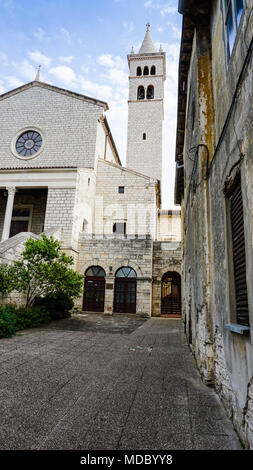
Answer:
[[152, 241, 181, 316], [95, 159, 157, 239], [126, 53, 165, 182], [77, 234, 153, 317], [178, 0, 253, 448], [157, 212, 181, 241], [44, 188, 77, 249], [0, 83, 104, 170]]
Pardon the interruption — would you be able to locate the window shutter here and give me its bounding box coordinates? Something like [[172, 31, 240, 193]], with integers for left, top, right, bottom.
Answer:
[[230, 176, 249, 326]]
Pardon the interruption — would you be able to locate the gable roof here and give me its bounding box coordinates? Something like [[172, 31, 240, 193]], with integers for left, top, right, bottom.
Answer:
[[0, 80, 109, 111]]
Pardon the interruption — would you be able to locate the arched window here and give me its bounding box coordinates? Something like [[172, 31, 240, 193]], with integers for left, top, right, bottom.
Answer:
[[151, 65, 156, 75], [137, 86, 145, 100], [85, 266, 106, 277], [143, 133, 146, 140], [115, 267, 137, 278], [143, 66, 149, 75], [83, 265, 106, 312], [146, 85, 154, 99], [136, 66, 142, 76], [114, 267, 137, 313], [161, 271, 181, 316]]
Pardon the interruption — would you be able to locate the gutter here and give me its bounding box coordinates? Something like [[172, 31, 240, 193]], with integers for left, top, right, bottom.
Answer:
[[178, 0, 188, 14]]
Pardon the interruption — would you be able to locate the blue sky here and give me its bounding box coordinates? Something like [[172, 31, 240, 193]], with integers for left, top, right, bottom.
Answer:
[[0, 0, 182, 208]]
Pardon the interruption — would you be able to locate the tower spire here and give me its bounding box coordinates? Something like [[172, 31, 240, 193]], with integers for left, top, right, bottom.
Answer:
[[35, 65, 41, 82], [139, 23, 156, 54]]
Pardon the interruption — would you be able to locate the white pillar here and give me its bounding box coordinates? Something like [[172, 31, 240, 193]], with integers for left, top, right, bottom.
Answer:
[[1, 186, 16, 242]]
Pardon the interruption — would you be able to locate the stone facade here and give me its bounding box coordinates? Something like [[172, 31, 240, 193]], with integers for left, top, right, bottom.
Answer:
[[175, 0, 253, 448], [0, 27, 182, 321], [0, 82, 107, 170], [126, 31, 166, 183], [152, 241, 181, 316], [77, 235, 153, 317]]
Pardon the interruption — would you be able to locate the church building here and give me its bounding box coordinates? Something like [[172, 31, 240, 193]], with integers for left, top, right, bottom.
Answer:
[[0, 25, 181, 318]]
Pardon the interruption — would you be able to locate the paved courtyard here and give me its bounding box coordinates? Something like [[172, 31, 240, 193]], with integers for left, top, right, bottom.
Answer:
[[0, 314, 241, 450]]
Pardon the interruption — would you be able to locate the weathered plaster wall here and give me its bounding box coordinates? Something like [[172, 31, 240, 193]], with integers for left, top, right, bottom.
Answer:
[[181, 0, 253, 448], [157, 213, 181, 241]]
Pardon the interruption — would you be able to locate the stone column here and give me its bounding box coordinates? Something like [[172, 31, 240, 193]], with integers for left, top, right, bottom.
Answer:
[[1, 186, 16, 242]]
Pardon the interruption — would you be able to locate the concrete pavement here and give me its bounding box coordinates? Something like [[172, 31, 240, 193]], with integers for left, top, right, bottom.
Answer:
[[0, 314, 242, 450]]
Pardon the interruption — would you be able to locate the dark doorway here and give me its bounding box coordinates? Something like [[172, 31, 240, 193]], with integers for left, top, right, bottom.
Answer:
[[114, 267, 137, 314], [161, 271, 181, 316], [9, 220, 29, 238], [83, 266, 106, 312]]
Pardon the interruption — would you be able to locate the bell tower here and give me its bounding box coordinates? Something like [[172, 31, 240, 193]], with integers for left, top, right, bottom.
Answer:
[[126, 23, 166, 183]]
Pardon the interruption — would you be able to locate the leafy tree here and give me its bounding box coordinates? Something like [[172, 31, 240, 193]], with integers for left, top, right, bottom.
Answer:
[[0, 264, 17, 295], [1, 234, 83, 308]]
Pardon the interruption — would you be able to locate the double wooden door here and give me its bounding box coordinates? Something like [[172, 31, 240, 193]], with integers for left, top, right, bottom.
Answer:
[[114, 278, 136, 314], [83, 277, 105, 312]]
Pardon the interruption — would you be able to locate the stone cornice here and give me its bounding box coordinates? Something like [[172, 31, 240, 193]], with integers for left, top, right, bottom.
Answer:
[[129, 74, 164, 79], [0, 81, 109, 111], [128, 98, 163, 103]]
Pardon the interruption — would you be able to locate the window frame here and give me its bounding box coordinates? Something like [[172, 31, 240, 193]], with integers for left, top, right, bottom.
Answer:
[[146, 85, 154, 100], [137, 85, 145, 100], [224, 171, 250, 328], [118, 186, 125, 194], [150, 65, 156, 75], [113, 222, 127, 235], [11, 204, 33, 232], [222, 0, 244, 61]]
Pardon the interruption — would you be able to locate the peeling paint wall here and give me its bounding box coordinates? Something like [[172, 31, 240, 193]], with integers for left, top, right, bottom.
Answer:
[[180, 0, 253, 448]]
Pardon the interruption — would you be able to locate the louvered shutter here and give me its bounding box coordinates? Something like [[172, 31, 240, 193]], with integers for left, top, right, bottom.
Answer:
[[230, 177, 249, 326]]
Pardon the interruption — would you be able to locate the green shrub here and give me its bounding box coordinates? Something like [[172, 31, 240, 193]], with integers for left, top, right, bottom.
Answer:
[[0, 305, 50, 338], [34, 292, 74, 320], [14, 306, 50, 329], [0, 306, 16, 338]]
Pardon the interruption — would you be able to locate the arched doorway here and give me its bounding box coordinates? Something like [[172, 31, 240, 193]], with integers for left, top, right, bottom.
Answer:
[[114, 267, 137, 314], [161, 271, 181, 316], [83, 266, 106, 312]]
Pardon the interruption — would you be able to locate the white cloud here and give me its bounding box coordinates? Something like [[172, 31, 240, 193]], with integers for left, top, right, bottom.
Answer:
[[2, 0, 14, 13], [123, 21, 134, 33], [103, 68, 128, 86], [167, 22, 181, 39], [59, 27, 72, 43], [0, 79, 6, 94], [161, 6, 177, 16], [12, 59, 36, 81], [97, 54, 125, 70], [0, 52, 8, 66], [78, 76, 112, 101], [81, 65, 90, 74], [28, 51, 51, 67], [0, 52, 7, 61], [49, 65, 76, 86], [59, 56, 74, 64], [33, 28, 47, 41], [144, 0, 153, 6], [106, 98, 128, 163], [5, 75, 23, 89], [143, 1, 177, 15]]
